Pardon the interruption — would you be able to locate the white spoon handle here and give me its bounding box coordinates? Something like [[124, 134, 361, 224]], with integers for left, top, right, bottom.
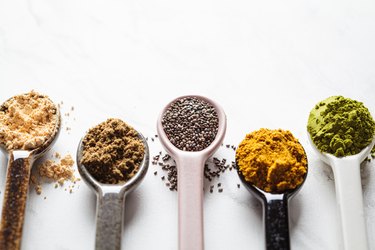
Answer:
[[332, 159, 368, 250], [177, 157, 205, 250]]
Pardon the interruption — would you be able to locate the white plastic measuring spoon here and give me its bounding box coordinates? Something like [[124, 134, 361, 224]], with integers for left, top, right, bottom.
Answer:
[[307, 134, 375, 250], [157, 95, 226, 250]]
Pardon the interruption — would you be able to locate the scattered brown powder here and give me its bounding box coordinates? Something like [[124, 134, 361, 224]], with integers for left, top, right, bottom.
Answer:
[[39, 154, 76, 185], [31, 154, 80, 195], [81, 118, 145, 184], [0, 91, 58, 150]]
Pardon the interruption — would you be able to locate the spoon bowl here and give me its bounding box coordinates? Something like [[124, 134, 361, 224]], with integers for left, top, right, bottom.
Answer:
[[77, 130, 149, 250], [307, 133, 375, 250], [0, 95, 60, 250], [157, 95, 226, 250]]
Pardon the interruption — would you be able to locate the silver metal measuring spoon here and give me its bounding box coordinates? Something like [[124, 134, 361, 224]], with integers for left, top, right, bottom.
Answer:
[[307, 134, 375, 250], [0, 97, 60, 250], [157, 95, 226, 250], [76, 131, 149, 250], [236, 150, 308, 250]]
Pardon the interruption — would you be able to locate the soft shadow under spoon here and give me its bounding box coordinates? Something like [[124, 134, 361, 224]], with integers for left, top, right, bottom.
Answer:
[[77, 130, 149, 250]]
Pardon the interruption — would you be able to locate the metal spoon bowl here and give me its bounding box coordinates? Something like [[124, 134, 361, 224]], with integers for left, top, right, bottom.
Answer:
[[0, 95, 60, 250], [76, 130, 149, 250], [307, 133, 375, 250], [236, 147, 308, 250], [156, 95, 226, 250]]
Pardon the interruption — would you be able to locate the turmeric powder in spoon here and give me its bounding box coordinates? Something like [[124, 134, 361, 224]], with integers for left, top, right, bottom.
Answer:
[[236, 128, 307, 193]]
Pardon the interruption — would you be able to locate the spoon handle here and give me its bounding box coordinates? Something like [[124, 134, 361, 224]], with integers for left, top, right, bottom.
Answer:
[[0, 151, 33, 250], [177, 157, 205, 250], [331, 159, 368, 250], [264, 195, 290, 250], [95, 191, 125, 250]]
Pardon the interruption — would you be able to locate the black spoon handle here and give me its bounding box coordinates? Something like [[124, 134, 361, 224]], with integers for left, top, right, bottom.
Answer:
[[264, 197, 290, 250]]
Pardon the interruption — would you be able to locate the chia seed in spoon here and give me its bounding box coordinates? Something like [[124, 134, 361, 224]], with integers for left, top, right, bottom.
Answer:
[[161, 97, 219, 151]]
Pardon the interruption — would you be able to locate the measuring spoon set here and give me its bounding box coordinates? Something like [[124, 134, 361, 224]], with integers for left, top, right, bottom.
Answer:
[[0, 93, 373, 250]]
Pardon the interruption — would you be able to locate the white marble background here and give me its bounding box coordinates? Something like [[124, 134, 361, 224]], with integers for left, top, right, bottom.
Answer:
[[0, 0, 375, 249]]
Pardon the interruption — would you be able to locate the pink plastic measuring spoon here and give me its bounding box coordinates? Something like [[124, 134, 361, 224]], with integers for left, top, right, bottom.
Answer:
[[157, 95, 226, 250]]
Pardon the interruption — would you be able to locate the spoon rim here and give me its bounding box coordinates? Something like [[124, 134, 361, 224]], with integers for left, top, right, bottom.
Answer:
[[236, 159, 308, 201], [235, 135, 309, 199], [156, 94, 227, 160], [307, 131, 375, 164], [76, 128, 150, 194], [0, 94, 61, 157]]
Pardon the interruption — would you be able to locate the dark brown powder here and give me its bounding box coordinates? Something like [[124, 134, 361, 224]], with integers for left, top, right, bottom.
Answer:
[[81, 118, 144, 184]]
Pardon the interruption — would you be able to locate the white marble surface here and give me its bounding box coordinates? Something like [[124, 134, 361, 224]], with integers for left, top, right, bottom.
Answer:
[[1, 0, 375, 249]]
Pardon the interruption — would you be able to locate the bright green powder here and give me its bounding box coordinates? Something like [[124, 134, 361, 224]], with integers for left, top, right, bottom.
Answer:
[[307, 96, 375, 157]]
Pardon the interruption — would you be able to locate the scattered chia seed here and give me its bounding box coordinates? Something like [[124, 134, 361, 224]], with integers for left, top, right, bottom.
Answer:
[[149, 133, 241, 192], [161, 97, 219, 151]]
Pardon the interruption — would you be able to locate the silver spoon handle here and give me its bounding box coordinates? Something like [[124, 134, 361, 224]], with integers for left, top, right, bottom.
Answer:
[[95, 192, 125, 250], [0, 151, 33, 250], [264, 196, 290, 250]]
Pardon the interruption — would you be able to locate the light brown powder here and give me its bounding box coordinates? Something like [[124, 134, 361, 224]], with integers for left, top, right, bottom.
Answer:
[[39, 154, 76, 184], [32, 154, 80, 195], [0, 91, 58, 150]]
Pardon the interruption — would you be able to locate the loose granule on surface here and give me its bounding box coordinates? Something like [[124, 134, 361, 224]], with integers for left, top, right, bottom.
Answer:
[[31, 154, 79, 195], [308, 96, 375, 157], [150, 135, 238, 192], [236, 129, 307, 193], [81, 118, 145, 184], [39, 154, 77, 185], [0, 91, 58, 150], [161, 97, 219, 151]]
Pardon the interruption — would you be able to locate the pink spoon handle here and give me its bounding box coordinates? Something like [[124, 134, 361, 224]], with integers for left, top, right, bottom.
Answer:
[[177, 156, 205, 250]]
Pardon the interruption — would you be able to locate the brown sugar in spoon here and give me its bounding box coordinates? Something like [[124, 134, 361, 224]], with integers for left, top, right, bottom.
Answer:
[[0, 92, 60, 250]]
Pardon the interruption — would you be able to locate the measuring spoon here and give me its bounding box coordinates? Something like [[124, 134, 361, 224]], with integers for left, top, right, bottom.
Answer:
[[0, 97, 60, 250], [77, 130, 149, 250], [307, 134, 375, 250], [236, 145, 308, 250], [157, 95, 226, 250]]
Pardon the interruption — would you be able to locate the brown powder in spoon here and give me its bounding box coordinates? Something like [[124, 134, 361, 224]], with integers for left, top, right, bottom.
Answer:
[[80, 118, 145, 184]]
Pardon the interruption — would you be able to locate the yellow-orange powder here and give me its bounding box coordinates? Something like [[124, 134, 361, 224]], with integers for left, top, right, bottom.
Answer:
[[236, 129, 307, 193]]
